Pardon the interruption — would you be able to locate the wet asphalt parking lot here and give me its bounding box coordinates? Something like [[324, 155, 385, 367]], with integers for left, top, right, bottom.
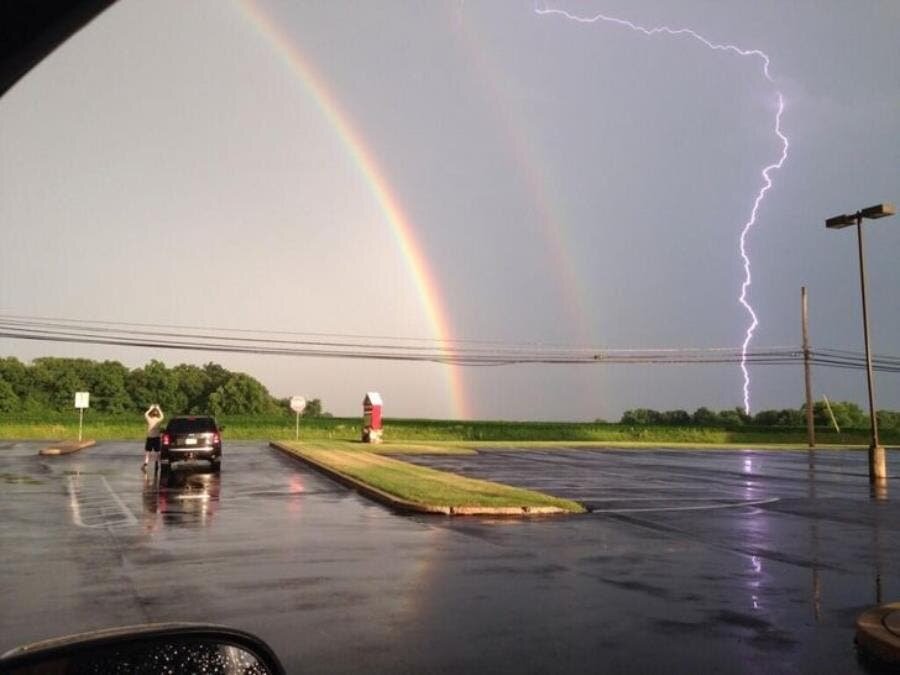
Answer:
[[1, 441, 898, 674]]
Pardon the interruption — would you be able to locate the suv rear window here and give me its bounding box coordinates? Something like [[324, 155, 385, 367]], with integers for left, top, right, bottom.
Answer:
[[166, 417, 218, 434]]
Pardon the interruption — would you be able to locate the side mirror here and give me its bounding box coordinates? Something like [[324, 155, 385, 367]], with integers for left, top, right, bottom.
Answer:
[[0, 623, 285, 675]]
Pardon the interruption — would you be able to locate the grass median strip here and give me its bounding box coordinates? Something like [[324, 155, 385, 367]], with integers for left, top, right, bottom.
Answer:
[[275, 441, 585, 514]]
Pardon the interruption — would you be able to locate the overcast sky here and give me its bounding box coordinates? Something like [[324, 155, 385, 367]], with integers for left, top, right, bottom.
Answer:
[[1, 0, 898, 420]]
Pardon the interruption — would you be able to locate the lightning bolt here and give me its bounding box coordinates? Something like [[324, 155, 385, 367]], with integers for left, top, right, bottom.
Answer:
[[535, 6, 789, 414], [740, 95, 789, 413]]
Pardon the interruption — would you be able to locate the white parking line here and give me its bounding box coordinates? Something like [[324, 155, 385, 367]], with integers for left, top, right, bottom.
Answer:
[[589, 497, 780, 513], [67, 475, 137, 528]]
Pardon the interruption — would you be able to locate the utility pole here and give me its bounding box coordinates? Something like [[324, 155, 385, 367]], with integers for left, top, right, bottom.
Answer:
[[801, 287, 815, 448]]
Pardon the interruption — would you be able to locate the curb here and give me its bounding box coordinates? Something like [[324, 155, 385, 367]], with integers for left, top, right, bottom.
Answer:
[[856, 602, 900, 666], [39, 440, 96, 456], [269, 442, 572, 516]]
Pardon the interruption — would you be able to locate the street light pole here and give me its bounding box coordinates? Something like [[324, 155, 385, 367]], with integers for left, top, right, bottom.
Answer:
[[854, 212, 880, 455], [826, 202, 895, 484]]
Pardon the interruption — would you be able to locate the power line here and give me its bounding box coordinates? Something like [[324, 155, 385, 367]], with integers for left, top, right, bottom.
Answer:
[[1, 313, 898, 372]]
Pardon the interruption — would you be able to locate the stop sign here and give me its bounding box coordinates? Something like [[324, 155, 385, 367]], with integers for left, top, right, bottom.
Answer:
[[289, 396, 307, 413]]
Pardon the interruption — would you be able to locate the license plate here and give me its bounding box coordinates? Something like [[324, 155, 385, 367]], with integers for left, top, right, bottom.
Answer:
[[184, 438, 197, 446]]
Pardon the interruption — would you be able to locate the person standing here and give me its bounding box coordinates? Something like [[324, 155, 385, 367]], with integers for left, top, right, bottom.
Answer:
[[143, 404, 164, 471]]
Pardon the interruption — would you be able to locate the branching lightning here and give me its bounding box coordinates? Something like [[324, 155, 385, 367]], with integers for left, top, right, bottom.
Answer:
[[536, 6, 790, 413]]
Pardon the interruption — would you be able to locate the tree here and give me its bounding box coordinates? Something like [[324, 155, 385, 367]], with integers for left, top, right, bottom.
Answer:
[[692, 407, 719, 427], [811, 400, 866, 430], [0, 357, 30, 400], [30, 357, 91, 410], [127, 360, 187, 413], [301, 398, 324, 418], [659, 409, 690, 426], [753, 409, 803, 427], [0, 379, 19, 412], [172, 364, 211, 413], [89, 360, 133, 413], [621, 409, 657, 425], [0, 357, 293, 415], [203, 362, 231, 392], [716, 407, 750, 427], [208, 373, 279, 416], [877, 410, 900, 432]]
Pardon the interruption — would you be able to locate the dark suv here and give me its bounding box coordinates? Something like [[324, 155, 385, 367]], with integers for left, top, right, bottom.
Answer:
[[161, 416, 222, 471]]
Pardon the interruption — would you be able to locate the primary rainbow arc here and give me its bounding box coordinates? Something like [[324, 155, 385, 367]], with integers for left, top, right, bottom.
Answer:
[[239, 0, 470, 419]]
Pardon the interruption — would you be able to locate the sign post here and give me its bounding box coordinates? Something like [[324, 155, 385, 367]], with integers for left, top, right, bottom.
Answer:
[[289, 396, 307, 441], [74, 392, 90, 442]]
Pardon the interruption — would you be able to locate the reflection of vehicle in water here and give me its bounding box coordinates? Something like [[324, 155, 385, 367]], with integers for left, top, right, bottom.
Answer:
[[161, 416, 223, 473], [143, 465, 221, 528]]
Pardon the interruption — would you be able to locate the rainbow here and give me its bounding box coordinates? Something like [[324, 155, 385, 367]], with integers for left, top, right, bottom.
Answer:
[[450, 10, 594, 344], [237, 0, 469, 419]]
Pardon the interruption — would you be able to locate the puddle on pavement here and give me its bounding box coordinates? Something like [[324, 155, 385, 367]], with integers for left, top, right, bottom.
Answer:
[[0, 472, 44, 485], [62, 469, 116, 477]]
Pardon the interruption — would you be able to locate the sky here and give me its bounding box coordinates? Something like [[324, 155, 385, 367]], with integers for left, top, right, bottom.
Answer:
[[1, 0, 898, 421]]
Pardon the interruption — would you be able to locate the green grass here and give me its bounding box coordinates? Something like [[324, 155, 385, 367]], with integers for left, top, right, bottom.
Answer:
[[279, 441, 584, 512], [1, 412, 895, 448]]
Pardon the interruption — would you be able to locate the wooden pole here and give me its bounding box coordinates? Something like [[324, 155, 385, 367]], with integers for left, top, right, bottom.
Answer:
[[801, 287, 815, 448]]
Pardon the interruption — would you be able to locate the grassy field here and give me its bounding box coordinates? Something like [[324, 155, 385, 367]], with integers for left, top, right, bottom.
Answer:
[[0, 412, 895, 447], [278, 441, 585, 513]]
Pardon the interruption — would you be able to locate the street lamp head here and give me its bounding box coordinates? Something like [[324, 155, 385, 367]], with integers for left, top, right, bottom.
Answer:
[[860, 203, 895, 220], [826, 214, 856, 229], [826, 203, 895, 229]]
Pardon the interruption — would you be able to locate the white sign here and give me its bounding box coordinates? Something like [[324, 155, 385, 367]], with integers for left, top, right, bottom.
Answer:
[[74, 392, 90, 409], [289, 396, 307, 413]]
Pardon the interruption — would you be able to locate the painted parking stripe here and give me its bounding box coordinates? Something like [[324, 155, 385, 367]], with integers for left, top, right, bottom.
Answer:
[[67, 475, 137, 528], [588, 496, 780, 513]]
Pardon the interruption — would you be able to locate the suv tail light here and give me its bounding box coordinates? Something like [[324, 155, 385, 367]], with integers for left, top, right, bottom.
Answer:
[[212, 432, 220, 445], [161, 433, 170, 446]]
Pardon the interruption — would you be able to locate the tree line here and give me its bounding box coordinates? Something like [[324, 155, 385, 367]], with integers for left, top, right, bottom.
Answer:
[[0, 357, 327, 417], [619, 403, 900, 431]]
